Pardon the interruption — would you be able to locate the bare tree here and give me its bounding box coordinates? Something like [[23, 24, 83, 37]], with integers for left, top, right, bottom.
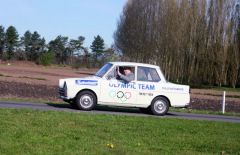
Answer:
[[114, 0, 239, 88]]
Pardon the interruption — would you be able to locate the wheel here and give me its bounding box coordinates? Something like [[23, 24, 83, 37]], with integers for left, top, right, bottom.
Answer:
[[139, 107, 152, 114], [150, 97, 169, 116], [76, 91, 96, 110]]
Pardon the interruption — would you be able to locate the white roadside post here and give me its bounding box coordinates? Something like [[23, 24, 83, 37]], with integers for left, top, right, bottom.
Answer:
[[222, 91, 226, 114]]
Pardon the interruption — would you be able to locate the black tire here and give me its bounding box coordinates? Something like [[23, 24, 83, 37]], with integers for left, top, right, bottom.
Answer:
[[76, 91, 96, 110], [69, 99, 77, 108], [63, 99, 69, 103], [139, 107, 152, 114], [63, 99, 77, 108], [150, 97, 169, 116]]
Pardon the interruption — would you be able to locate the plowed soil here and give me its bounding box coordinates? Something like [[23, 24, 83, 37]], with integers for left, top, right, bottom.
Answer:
[[0, 63, 240, 113]]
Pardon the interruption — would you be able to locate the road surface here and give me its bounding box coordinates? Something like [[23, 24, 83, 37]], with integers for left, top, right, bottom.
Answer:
[[0, 100, 239, 123]]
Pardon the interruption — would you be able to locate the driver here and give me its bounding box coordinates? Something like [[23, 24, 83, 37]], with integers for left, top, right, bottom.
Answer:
[[117, 66, 134, 82]]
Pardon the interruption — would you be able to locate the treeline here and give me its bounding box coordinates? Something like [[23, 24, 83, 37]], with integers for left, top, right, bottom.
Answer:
[[114, 0, 240, 88], [0, 26, 117, 68]]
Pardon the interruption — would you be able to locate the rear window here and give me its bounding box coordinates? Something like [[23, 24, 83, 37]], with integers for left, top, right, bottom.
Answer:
[[137, 67, 160, 82]]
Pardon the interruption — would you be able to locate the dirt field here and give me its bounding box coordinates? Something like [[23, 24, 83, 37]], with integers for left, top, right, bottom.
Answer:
[[0, 63, 240, 113]]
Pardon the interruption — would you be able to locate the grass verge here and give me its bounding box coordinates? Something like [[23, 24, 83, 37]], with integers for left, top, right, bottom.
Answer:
[[0, 98, 66, 104], [0, 74, 13, 77], [193, 93, 240, 99], [0, 74, 47, 81], [18, 76, 47, 81], [191, 87, 240, 92], [0, 108, 239, 154], [169, 109, 240, 117]]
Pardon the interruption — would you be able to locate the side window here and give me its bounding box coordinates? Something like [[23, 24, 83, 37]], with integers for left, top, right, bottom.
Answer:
[[137, 67, 160, 82], [106, 67, 116, 79], [149, 68, 160, 81], [116, 66, 135, 81]]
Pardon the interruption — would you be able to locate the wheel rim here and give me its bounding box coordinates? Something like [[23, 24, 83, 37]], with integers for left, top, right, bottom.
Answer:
[[154, 100, 166, 114], [80, 94, 93, 108]]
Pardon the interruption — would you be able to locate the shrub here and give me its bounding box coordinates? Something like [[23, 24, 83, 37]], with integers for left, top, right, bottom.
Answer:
[[87, 63, 92, 69], [42, 51, 53, 66], [3, 53, 8, 61], [72, 63, 82, 69], [35, 59, 41, 65]]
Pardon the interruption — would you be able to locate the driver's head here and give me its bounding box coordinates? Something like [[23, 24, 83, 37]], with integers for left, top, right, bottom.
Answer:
[[124, 67, 131, 75]]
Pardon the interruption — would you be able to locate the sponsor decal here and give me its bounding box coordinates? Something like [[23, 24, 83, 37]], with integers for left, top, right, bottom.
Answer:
[[162, 87, 184, 91], [75, 80, 98, 86], [139, 92, 153, 96], [109, 90, 131, 102], [138, 84, 155, 90], [109, 82, 155, 90]]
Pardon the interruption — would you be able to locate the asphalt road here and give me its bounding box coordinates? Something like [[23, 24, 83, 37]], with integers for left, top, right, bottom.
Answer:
[[0, 100, 240, 123]]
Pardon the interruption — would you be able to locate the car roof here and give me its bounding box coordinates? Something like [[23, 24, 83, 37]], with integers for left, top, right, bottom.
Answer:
[[108, 62, 159, 69]]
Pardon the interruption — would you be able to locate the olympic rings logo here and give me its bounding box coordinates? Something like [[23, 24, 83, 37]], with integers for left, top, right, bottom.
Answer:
[[109, 90, 131, 102]]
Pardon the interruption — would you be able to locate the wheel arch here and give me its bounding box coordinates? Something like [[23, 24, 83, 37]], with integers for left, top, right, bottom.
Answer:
[[153, 95, 171, 107], [75, 89, 98, 102]]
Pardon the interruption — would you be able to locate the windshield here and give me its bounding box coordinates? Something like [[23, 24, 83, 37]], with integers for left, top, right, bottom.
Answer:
[[94, 63, 113, 78]]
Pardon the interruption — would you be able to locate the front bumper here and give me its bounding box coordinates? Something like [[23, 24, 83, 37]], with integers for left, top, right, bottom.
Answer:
[[58, 89, 71, 100], [185, 103, 190, 108], [58, 93, 71, 100]]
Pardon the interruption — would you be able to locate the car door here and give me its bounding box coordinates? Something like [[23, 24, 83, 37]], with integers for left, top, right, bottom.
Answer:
[[99, 65, 138, 106], [135, 66, 161, 106]]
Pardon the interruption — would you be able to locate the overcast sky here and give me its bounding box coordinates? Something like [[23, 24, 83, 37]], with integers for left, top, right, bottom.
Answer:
[[1, 0, 127, 49]]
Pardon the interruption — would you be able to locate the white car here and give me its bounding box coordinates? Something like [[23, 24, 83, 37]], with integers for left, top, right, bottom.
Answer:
[[58, 62, 190, 116]]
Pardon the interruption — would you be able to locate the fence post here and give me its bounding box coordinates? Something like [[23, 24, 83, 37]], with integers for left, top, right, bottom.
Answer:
[[222, 91, 226, 114]]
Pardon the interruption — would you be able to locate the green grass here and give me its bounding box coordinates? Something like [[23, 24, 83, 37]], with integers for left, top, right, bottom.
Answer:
[[193, 93, 240, 98], [205, 93, 240, 98], [206, 87, 240, 92], [18, 76, 30, 78], [5, 75, 13, 77], [0, 74, 14, 77], [32, 78, 47, 81], [169, 109, 240, 117], [0, 98, 66, 104], [192, 87, 240, 92], [0, 74, 47, 80], [0, 108, 239, 155], [18, 76, 47, 81]]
